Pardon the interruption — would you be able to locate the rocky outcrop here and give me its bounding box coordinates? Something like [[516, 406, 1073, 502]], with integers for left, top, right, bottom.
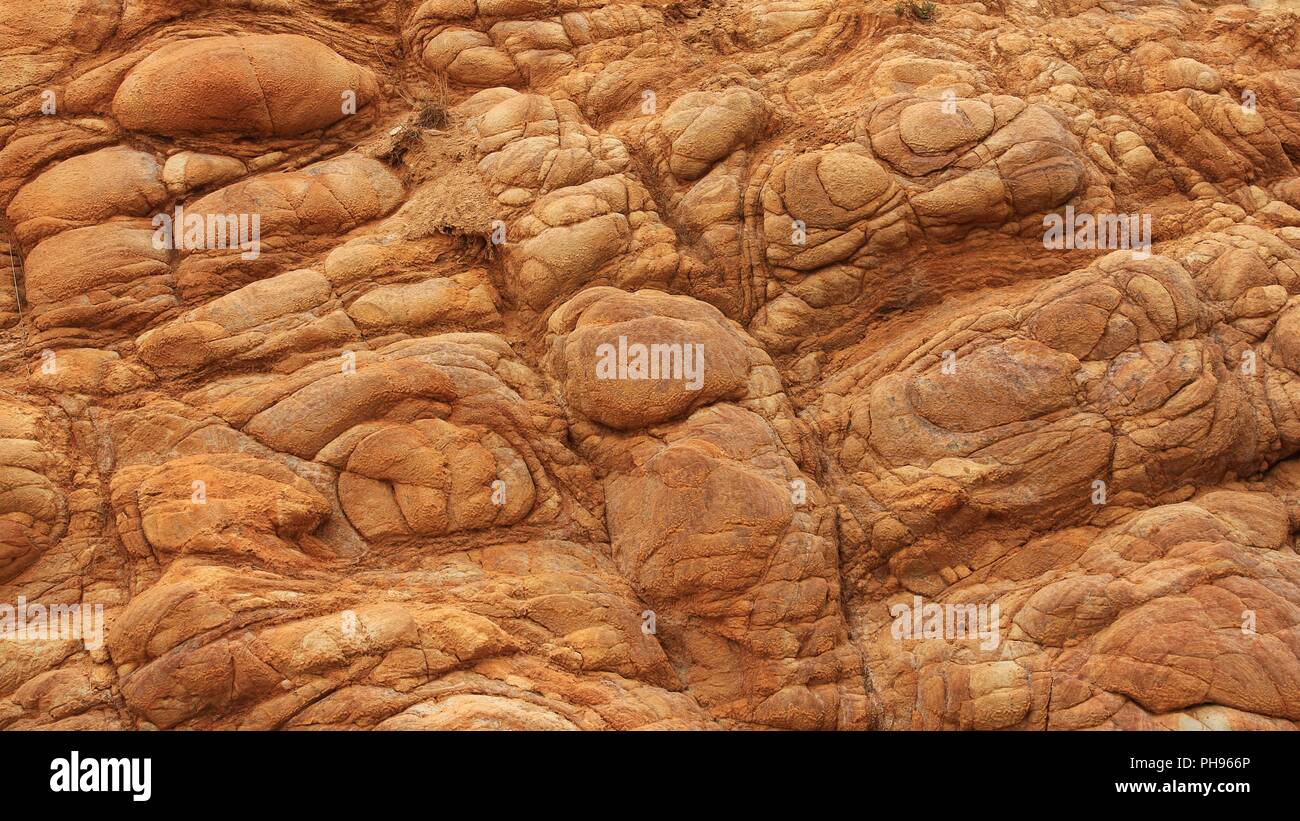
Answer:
[[2, 0, 1300, 730]]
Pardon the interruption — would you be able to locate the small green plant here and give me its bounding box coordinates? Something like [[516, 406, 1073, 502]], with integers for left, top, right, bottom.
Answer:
[[895, 0, 937, 21]]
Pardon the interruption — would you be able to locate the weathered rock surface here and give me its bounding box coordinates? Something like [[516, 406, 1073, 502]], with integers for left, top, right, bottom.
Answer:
[[2, 0, 1300, 730]]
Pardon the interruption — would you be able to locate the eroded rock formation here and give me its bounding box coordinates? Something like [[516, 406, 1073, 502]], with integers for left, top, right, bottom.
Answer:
[[2, 0, 1299, 729]]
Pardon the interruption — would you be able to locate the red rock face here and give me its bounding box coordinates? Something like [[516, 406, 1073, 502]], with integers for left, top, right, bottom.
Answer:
[[1, 0, 1299, 730]]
